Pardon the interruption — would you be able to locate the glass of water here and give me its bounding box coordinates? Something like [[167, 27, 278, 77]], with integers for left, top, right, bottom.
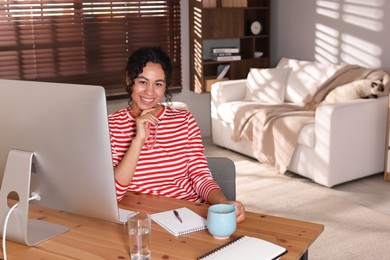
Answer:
[[127, 212, 151, 260]]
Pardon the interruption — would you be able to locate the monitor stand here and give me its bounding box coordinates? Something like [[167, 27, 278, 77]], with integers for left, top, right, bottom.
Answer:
[[0, 149, 69, 246]]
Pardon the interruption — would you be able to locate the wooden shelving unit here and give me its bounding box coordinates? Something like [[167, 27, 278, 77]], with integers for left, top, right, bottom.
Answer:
[[189, 0, 271, 93]]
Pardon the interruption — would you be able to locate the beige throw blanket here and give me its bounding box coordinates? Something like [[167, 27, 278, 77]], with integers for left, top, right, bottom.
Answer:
[[303, 64, 390, 105], [232, 64, 390, 173]]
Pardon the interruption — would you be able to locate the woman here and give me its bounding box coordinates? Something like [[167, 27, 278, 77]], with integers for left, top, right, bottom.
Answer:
[[108, 47, 245, 222]]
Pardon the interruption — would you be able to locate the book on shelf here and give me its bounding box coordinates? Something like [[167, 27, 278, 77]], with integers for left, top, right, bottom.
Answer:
[[234, 0, 247, 7], [211, 55, 241, 61], [211, 52, 238, 57], [220, 0, 234, 7], [197, 235, 288, 260], [211, 47, 240, 54], [203, 0, 217, 8], [220, 0, 247, 7]]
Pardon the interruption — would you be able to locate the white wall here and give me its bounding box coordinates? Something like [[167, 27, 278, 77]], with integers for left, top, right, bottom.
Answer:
[[271, 0, 390, 68], [107, 1, 213, 137], [109, 0, 390, 137]]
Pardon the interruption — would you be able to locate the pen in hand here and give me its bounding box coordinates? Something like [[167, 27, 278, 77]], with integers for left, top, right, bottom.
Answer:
[[173, 210, 183, 223]]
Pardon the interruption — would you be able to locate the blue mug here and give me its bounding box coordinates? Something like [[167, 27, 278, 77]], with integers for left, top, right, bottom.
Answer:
[[207, 204, 236, 239]]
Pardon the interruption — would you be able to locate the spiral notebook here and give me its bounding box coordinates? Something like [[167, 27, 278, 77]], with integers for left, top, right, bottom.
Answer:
[[197, 235, 288, 260], [151, 207, 207, 236]]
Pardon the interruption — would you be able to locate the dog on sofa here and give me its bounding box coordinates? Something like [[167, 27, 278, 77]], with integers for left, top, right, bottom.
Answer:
[[305, 79, 386, 110]]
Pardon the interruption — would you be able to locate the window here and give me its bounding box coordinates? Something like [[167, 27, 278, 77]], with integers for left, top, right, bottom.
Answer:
[[0, 0, 182, 99]]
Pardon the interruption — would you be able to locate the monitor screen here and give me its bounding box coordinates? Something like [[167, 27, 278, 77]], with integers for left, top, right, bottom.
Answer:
[[0, 79, 120, 245]]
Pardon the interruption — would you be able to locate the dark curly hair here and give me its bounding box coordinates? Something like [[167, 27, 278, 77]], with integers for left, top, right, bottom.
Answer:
[[125, 46, 173, 104]]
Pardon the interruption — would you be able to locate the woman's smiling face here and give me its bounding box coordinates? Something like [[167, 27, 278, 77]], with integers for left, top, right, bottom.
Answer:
[[130, 61, 166, 114]]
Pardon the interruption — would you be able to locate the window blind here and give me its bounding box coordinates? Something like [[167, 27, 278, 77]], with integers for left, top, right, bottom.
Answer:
[[0, 0, 182, 99]]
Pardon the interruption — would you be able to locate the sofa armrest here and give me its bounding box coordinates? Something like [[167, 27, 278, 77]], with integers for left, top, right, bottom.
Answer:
[[210, 79, 247, 103], [210, 79, 247, 121], [313, 96, 388, 186]]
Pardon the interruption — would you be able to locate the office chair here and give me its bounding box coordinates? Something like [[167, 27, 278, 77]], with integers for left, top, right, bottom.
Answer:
[[206, 157, 236, 201]]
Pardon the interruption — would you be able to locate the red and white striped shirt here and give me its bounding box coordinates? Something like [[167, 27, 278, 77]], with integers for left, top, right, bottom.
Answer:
[[108, 106, 221, 202]]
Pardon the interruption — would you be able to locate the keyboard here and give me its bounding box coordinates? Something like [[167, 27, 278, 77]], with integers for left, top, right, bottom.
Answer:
[[118, 208, 136, 225]]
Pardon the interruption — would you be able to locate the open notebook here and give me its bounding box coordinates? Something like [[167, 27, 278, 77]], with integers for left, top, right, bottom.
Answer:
[[197, 235, 287, 260], [151, 207, 207, 236]]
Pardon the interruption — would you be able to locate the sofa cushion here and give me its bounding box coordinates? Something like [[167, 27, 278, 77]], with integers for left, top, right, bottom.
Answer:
[[244, 67, 291, 104], [277, 57, 341, 103], [217, 101, 261, 124]]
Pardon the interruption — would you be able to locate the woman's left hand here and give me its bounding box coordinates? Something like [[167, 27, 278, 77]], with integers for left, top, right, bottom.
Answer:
[[207, 189, 246, 223], [228, 201, 245, 223]]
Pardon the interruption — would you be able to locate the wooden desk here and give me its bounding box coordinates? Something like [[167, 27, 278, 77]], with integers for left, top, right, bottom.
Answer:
[[2, 192, 323, 260]]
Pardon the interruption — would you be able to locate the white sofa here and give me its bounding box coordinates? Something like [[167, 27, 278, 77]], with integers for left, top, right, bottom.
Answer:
[[211, 57, 389, 187]]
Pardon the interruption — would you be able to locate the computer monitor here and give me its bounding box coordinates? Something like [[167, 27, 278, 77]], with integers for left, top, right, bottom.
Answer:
[[0, 79, 120, 246]]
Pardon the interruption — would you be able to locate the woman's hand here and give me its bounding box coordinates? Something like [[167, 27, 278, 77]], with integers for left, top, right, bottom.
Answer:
[[114, 107, 160, 186], [134, 108, 160, 142], [228, 200, 245, 223], [207, 189, 246, 223]]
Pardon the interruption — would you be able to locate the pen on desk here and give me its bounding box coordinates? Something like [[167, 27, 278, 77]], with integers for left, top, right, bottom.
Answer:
[[173, 210, 183, 223]]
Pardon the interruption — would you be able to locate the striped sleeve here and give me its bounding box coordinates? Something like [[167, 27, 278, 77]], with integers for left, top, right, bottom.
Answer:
[[185, 113, 221, 202], [115, 179, 128, 201]]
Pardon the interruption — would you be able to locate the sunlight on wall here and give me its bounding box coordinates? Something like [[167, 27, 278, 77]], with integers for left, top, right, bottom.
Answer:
[[314, 24, 339, 64], [341, 34, 382, 67], [315, 0, 384, 67], [343, 0, 384, 8], [343, 3, 384, 31], [316, 1, 340, 18]]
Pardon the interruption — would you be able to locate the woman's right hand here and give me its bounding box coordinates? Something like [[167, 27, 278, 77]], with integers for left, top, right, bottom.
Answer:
[[134, 108, 160, 142]]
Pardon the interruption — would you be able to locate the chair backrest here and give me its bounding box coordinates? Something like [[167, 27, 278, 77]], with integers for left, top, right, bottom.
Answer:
[[206, 157, 236, 201]]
